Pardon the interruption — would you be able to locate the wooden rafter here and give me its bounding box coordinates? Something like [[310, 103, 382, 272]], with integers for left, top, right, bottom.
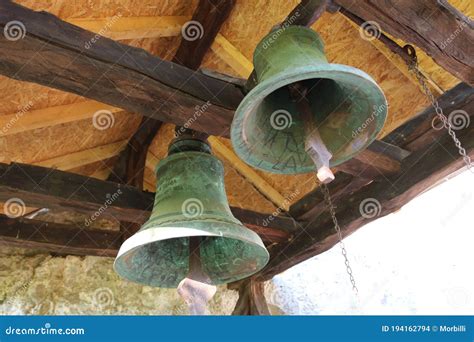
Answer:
[[0, 1, 244, 137], [257, 83, 474, 280], [334, 0, 474, 85], [0, 162, 296, 241], [0, 100, 122, 137], [35, 140, 127, 171]]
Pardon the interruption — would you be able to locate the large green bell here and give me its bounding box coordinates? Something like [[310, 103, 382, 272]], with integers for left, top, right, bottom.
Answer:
[[231, 26, 388, 174], [114, 137, 269, 288]]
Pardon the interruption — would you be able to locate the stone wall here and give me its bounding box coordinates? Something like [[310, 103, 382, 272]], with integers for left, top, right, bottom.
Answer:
[[0, 247, 241, 315]]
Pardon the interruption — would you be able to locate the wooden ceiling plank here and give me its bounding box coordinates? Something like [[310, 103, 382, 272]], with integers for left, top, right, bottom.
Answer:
[[0, 100, 121, 137], [35, 140, 128, 171], [67, 16, 189, 40]]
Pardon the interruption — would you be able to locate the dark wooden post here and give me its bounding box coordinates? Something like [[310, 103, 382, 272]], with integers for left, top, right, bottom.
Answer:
[[230, 279, 270, 315]]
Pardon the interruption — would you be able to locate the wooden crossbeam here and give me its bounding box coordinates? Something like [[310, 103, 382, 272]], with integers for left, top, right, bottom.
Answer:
[[0, 211, 289, 257], [0, 214, 122, 257], [0, 1, 244, 138], [67, 16, 188, 40], [0, 163, 296, 241], [257, 83, 474, 280], [334, 0, 473, 85]]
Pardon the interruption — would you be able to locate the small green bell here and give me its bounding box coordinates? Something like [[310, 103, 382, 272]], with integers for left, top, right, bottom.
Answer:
[[231, 26, 387, 175], [114, 137, 269, 288]]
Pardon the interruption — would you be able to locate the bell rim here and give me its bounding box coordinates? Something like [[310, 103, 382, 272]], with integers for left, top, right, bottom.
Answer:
[[231, 63, 388, 174], [114, 223, 269, 288]]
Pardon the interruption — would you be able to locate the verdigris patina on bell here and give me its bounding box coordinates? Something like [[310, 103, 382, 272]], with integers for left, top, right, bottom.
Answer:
[[114, 137, 269, 288], [231, 26, 387, 174]]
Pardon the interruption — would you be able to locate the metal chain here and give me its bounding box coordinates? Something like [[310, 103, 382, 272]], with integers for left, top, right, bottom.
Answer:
[[404, 45, 473, 172], [321, 183, 358, 294]]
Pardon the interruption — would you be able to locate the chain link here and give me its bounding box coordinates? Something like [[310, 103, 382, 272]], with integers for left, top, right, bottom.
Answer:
[[405, 46, 473, 172], [321, 183, 358, 294]]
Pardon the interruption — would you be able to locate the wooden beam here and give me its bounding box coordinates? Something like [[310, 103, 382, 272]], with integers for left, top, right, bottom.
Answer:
[[107, 119, 161, 188], [290, 83, 472, 222], [107, 0, 236, 190], [230, 279, 270, 315], [35, 140, 128, 171], [211, 34, 253, 78], [383, 83, 474, 150], [258, 87, 474, 280], [67, 16, 189, 40], [172, 0, 235, 69], [0, 100, 122, 137], [0, 163, 296, 240], [334, 0, 474, 85], [0, 214, 121, 257], [0, 1, 244, 138], [66, 15, 253, 79], [340, 13, 444, 95]]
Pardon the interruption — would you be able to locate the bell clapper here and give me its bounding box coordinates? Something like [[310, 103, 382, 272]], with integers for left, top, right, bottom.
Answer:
[[177, 236, 217, 315], [288, 83, 335, 184]]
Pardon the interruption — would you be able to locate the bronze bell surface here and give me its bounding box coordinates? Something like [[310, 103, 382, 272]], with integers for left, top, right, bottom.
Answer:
[[114, 136, 269, 288], [231, 26, 388, 178]]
